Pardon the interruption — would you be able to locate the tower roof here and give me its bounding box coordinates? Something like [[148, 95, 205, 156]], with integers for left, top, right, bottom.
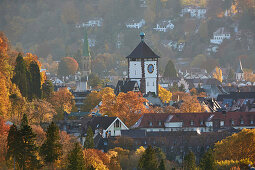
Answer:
[[83, 29, 90, 57], [236, 60, 243, 73], [126, 33, 160, 59]]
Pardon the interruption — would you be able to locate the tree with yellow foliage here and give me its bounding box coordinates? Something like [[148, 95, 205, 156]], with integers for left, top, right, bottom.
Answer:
[[49, 88, 75, 120], [213, 66, 223, 83], [214, 129, 255, 163], [180, 95, 204, 113], [158, 85, 172, 104], [82, 87, 115, 112], [100, 91, 149, 127]]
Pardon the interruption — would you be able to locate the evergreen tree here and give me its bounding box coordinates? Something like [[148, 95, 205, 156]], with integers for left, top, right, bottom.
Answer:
[[19, 114, 41, 169], [200, 149, 216, 170], [158, 159, 166, 170], [42, 80, 54, 99], [12, 53, 29, 98], [163, 60, 177, 79], [6, 124, 22, 169], [227, 68, 235, 82], [40, 122, 62, 168], [29, 61, 42, 100], [138, 145, 158, 170], [184, 151, 196, 170], [84, 126, 95, 149], [67, 142, 85, 170]]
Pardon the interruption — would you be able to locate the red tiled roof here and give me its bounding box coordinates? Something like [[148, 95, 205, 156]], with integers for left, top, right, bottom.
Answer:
[[134, 112, 255, 128]]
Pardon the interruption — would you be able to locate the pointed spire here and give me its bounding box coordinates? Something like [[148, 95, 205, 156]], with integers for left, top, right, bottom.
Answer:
[[140, 32, 145, 42], [236, 59, 244, 73], [83, 28, 90, 57]]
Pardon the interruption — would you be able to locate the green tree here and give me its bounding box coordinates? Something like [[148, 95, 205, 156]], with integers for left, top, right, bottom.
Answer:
[[184, 151, 196, 170], [6, 124, 22, 169], [138, 145, 158, 170], [158, 159, 166, 170], [163, 60, 177, 78], [84, 126, 94, 149], [29, 61, 42, 100], [42, 80, 54, 99], [67, 142, 85, 170], [199, 21, 209, 42], [40, 122, 62, 168], [88, 73, 102, 89], [200, 149, 216, 170], [227, 68, 235, 82], [19, 114, 41, 169], [12, 53, 29, 98]]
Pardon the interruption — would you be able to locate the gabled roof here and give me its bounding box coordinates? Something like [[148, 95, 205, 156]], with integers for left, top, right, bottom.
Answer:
[[126, 41, 160, 59], [87, 117, 117, 132], [115, 80, 139, 94], [133, 112, 255, 129]]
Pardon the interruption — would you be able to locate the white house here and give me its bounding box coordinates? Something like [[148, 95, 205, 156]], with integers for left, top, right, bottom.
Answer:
[[86, 117, 129, 138], [210, 27, 231, 45], [76, 18, 103, 28], [126, 19, 145, 29], [153, 20, 174, 32], [236, 60, 244, 81], [181, 6, 206, 19]]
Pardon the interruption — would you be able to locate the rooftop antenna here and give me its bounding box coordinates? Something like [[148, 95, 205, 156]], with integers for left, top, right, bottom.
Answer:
[[140, 32, 145, 42]]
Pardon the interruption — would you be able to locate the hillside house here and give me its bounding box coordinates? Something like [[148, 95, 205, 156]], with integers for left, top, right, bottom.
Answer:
[[153, 20, 174, 32], [210, 27, 231, 45], [181, 6, 206, 19], [76, 18, 103, 28], [126, 19, 145, 29]]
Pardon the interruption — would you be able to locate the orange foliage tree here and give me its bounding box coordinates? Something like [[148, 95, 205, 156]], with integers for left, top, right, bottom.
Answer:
[[83, 87, 114, 112], [100, 91, 149, 127], [0, 116, 10, 163], [49, 88, 75, 119], [58, 57, 78, 76], [83, 149, 111, 170], [180, 95, 204, 113], [214, 129, 255, 163], [26, 99, 57, 124]]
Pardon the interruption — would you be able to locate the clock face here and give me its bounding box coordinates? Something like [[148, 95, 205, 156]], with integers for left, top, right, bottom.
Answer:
[[147, 64, 154, 74]]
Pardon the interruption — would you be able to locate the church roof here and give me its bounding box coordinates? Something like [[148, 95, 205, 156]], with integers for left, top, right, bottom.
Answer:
[[83, 29, 90, 57], [126, 41, 160, 59], [236, 60, 243, 73]]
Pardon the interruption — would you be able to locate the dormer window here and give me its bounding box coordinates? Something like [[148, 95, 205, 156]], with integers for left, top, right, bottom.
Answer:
[[232, 120, 235, 125], [220, 121, 224, 127], [240, 119, 244, 125], [200, 121, 203, 125], [251, 120, 254, 124], [149, 122, 152, 126], [159, 121, 162, 126], [190, 120, 194, 126]]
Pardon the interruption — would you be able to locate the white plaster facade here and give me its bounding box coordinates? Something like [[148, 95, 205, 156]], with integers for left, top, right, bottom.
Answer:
[[153, 20, 174, 32], [101, 118, 129, 138], [181, 7, 206, 19], [210, 27, 231, 45], [144, 61, 157, 94], [126, 19, 145, 29]]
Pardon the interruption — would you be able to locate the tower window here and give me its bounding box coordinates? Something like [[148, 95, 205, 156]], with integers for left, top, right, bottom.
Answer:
[[135, 70, 136, 75], [147, 82, 149, 86], [153, 82, 155, 86]]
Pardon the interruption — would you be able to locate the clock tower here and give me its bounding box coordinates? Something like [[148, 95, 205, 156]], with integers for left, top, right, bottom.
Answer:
[[126, 32, 160, 95]]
